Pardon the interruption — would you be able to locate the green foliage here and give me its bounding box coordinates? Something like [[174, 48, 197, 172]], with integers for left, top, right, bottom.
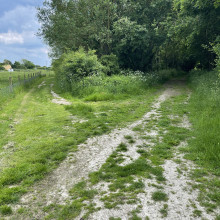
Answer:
[[12, 61, 25, 69], [67, 70, 160, 99], [53, 48, 103, 92], [38, 0, 219, 72], [3, 59, 12, 65], [112, 17, 150, 70], [21, 59, 35, 69], [212, 38, 220, 73], [159, 0, 220, 70], [154, 69, 180, 82], [0, 205, 12, 215], [100, 54, 120, 75], [152, 191, 168, 202], [37, 0, 172, 71], [160, 204, 168, 217], [188, 70, 220, 174]]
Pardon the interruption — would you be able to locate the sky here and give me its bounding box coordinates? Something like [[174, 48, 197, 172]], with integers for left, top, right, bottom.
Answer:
[[0, 0, 51, 66]]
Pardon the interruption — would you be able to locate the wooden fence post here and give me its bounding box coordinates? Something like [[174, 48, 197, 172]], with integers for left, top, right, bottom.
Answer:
[[9, 77, 13, 92], [18, 75, 21, 84], [24, 74, 26, 81]]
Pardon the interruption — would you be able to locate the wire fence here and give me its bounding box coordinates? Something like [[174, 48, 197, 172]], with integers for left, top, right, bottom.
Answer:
[[0, 72, 46, 96]]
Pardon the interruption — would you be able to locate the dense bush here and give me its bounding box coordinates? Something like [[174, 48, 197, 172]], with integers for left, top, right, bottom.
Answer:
[[53, 48, 103, 92], [53, 50, 180, 100], [100, 54, 120, 76], [53, 47, 180, 99]]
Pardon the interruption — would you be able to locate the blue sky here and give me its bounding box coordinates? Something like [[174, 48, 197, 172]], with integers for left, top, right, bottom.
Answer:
[[0, 0, 51, 66]]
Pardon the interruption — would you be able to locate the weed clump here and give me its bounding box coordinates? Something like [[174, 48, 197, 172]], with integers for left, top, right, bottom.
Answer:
[[0, 205, 12, 215], [152, 191, 168, 202]]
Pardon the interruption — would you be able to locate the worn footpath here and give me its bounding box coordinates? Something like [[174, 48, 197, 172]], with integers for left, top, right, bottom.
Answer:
[[7, 80, 219, 219]]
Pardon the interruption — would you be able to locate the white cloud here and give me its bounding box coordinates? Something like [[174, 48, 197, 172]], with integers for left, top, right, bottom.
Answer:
[[0, 4, 50, 66], [0, 6, 39, 32], [0, 31, 24, 44]]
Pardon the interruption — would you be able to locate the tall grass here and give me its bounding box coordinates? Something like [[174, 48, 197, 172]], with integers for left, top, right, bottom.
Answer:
[[188, 70, 220, 174], [65, 69, 179, 101]]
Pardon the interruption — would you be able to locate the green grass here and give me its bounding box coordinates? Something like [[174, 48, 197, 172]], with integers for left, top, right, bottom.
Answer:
[[179, 70, 220, 216], [187, 70, 220, 175], [160, 204, 168, 217], [152, 191, 168, 202], [0, 205, 12, 215], [0, 70, 52, 89], [0, 70, 51, 109], [2, 69, 218, 218], [51, 84, 190, 218], [0, 71, 160, 216]]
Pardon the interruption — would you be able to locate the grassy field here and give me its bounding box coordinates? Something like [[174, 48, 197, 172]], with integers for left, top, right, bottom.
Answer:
[[0, 70, 53, 108], [0, 70, 159, 212], [0, 69, 219, 218], [0, 70, 52, 89]]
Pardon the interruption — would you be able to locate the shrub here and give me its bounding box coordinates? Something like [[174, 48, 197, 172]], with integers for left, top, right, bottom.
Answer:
[[100, 54, 120, 76], [53, 48, 103, 92]]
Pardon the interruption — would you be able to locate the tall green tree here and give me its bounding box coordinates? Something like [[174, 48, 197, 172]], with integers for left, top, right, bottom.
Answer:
[[3, 59, 12, 65], [37, 0, 219, 72], [158, 0, 220, 70], [37, 0, 172, 71], [21, 59, 35, 69]]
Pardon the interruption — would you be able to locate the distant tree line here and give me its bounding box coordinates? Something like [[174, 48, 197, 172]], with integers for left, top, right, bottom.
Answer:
[[0, 59, 49, 70], [37, 0, 220, 72]]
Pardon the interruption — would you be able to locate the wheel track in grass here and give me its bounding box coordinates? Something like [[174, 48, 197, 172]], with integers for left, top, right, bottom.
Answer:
[[0, 86, 37, 170], [7, 80, 219, 219], [9, 81, 181, 218]]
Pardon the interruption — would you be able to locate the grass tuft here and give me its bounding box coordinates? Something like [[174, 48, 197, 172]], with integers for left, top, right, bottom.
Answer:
[[152, 191, 168, 202], [0, 205, 12, 215]]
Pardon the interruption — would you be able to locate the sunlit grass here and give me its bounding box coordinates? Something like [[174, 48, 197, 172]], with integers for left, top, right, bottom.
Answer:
[[0, 72, 158, 210], [188, 70, 220, 175]]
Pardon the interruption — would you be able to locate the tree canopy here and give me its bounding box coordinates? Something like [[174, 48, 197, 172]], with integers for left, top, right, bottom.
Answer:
[[37, 0, 220, 72]]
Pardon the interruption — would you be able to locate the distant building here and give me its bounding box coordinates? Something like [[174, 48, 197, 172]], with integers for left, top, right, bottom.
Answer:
[[3, 64, 12, 71]]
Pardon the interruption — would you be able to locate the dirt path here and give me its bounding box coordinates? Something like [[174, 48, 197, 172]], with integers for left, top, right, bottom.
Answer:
[[10, 81, 218, 219]]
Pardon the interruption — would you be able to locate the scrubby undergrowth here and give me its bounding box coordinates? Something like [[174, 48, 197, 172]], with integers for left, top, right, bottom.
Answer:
[[56, 69, 181, 102]]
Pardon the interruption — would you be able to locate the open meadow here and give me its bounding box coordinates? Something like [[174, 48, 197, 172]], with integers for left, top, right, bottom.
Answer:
[[0, 69, 219, 219]]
